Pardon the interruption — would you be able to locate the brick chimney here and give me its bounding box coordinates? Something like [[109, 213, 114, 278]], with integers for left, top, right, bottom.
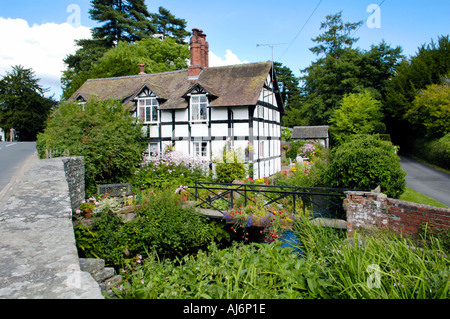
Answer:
[[139, 64, 146, 75], [189, 28, 209, 78]]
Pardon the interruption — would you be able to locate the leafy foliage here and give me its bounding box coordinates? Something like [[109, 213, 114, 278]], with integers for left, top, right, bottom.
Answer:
[[62, 37, 189, 100], [115, 241, 334, 299], [74, 189, 228, 266], [330, 90, 383, 145], [326, 134, 406, 198], [309, 11, 362, 59], [297, 43, 403, 126], [405, 82, 450, 138], [150, 6, 191, 44], [411, 133, 450, 170], [384, 35, 450, 145], [0, 65, 55, 141], [132, 150, 210, 191], [62, 1, 191, 100], [89, 0, 155, 46], [214, 142, 246, 183], [36, 99, 147, 195]]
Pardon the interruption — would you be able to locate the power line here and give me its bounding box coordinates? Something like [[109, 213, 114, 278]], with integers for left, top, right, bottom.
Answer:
[[351, 0, 387, 37], [277, 0, 324, 61]]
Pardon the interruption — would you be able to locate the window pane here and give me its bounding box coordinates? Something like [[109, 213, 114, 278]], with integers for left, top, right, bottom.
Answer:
[[192, 96, 200, 103], [191, 103, 199, 120], [139, 106, 145, 121], [152, 105, 158, 122], [146, 107, 151, 122], [201, 142, 207, 157], [200, 104, 207, 120]]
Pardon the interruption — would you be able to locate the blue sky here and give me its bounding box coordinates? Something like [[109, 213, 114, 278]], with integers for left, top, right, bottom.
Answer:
[[0, 0, 448, 99]]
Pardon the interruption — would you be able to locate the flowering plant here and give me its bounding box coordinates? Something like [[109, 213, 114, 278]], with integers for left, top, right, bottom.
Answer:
[[174, 185, 189, 195], [76, 196, 100, 218], [244, 142, 254, 156]]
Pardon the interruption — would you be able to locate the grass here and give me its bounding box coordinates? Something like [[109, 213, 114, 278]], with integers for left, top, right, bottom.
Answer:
[[112, 214, 449, 299], [400, 187, 449, 209]]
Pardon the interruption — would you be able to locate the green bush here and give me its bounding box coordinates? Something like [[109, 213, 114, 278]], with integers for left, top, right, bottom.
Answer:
[[132, 151, 210, 191], [74, 189, 228, 267], [37, 99, 147, 195], [411, 133, 450, 170], [326, 134, 406, 198], [214, 143, 246, 183]]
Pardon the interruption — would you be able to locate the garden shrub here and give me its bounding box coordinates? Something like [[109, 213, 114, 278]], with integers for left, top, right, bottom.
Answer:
[[37, 99, 147, 195], [411, 133, 450, 170], [326, 134, 406, 198], [74, 189, 229, 267], [215, 141, 246, 183], [132, 150, 210, 191]]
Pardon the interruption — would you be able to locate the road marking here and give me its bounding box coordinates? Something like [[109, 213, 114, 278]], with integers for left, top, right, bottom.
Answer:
[[5, 143, 17, 148]]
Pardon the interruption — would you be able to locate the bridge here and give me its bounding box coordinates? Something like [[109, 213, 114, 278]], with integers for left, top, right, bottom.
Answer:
[[0, 156, 104, 299]]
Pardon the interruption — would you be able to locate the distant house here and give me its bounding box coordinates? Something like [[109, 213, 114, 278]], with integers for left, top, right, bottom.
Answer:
[[69, 28, 284, 179], [291, 126, 330, 148]]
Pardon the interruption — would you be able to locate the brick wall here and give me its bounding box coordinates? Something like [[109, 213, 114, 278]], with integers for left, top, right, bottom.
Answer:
[[344, 190, 450, 238]]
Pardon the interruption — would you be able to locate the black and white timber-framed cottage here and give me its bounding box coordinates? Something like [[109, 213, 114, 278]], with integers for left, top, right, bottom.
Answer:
[[69, 29, 284, 179]]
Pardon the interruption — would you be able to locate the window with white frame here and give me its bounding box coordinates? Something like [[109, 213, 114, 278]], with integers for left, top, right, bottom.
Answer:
[[148, 143, 159, 156], [190, 95, 208, 121], [193, 141, 208, 158], [138, 98, 159, 123]]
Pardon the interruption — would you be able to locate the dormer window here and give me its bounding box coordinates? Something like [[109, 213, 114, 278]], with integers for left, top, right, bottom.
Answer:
[[138, 97, 159, 123], [190, 95, 208, 121]]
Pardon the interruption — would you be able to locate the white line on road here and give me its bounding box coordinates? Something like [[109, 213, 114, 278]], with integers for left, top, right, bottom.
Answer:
[[5, 143, 17, 148]]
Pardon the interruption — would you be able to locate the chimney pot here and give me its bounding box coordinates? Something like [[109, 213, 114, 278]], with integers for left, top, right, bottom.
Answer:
[[139, 64, 146, 75]]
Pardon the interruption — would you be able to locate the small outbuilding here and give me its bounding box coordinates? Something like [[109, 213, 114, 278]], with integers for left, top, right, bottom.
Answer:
[[291, 126, 330, 148]]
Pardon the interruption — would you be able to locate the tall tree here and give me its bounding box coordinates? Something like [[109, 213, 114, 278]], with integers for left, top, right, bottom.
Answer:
[[310, 11, 363, 59], [150, 7, 191, 44], [62, 37, 190, 100], [62, 2, 191, 100], [291, 11, 404, 128], [0, 66, 55, 141], [297, 43, 403, 126], [273, 62, 301, 110], [89, 0, 155, 46], [384, 35, 450, 146]]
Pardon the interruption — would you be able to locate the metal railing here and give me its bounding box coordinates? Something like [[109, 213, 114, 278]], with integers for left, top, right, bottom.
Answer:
[[187, 181, 358, 219]]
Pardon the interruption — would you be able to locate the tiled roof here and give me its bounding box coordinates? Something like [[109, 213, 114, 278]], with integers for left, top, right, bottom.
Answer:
[[291, 126, 330, 139], [69, 61, 282, 111]]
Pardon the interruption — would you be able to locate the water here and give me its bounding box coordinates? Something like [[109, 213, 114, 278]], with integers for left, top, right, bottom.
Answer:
[[280, 230, 303, 255]]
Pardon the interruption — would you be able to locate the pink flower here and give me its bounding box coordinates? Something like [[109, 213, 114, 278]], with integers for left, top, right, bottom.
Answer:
[[76, 209, 81, 214]]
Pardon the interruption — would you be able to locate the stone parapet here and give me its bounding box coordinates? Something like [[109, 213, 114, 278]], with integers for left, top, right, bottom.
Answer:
[[0, 158, 103, 299]]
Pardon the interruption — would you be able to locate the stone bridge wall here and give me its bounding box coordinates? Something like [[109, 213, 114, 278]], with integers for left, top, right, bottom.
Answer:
[[0, 157, 103, 299]]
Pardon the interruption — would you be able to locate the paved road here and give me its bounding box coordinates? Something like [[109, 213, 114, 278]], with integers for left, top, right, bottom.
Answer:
[[0, 142, 38, 198], [400, 156, 450, 207]]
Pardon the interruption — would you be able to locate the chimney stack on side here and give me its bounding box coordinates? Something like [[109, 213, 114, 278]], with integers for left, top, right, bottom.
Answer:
[[189, 28, 209, 78]]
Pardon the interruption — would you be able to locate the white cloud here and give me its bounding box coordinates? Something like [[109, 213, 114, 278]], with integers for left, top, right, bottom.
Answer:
[[0, 17, 91, 99], [209, 49, 248, 67]]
